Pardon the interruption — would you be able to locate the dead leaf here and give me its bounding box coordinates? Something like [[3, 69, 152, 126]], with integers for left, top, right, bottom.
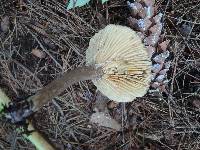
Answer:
[[90, 112, 121, 131], [1, 16, 9, 32], [193, 100, 200, 108], [32, 49, 46, 58]]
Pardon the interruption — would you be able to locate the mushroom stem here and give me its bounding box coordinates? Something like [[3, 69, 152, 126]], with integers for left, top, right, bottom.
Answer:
[[29, 65, 102, 112], [6, 65, 102, 123], [23, 122, 55, 150], [0, 88, 56, 150]]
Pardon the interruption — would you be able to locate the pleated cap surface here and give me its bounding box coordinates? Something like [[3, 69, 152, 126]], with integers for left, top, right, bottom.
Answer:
[[86, 25, 151, 102]]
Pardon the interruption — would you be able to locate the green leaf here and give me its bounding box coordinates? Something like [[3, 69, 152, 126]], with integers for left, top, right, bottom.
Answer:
[[101, 0, 109, 3], [67, 0, 91, 10], [0, 88, 10, 112]]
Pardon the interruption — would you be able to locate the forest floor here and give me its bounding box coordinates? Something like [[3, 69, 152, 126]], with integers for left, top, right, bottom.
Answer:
[[0, 0, 200, 149]]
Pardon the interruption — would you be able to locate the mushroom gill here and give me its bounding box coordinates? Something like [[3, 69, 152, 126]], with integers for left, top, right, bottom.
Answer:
[[86, 25, 151, 102]]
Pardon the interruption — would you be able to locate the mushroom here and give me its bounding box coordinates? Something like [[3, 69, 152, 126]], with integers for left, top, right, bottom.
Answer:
[[86, 25, 151, 102], [6, 24, 152, 122]]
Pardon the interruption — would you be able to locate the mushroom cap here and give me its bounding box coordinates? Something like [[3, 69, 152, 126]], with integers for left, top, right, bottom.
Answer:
[[86, 24, 151, 102]]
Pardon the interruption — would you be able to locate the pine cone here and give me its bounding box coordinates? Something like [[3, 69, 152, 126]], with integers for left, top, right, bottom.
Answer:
[[127, 0, 172, 95]]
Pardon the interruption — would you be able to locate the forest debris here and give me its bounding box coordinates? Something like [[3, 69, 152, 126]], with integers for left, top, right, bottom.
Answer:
[[96, 12, 107, 28], [146, 46, 155, 58], [107, 101, 118, 109], [93, 91, 109, 112], [91, 92, 120, 130], [193, 100, 200, 108], [159, 40, 170, 51], [32, 49, 46, 58], [1, 16, 10, 32], [90, 111, 121, 131]]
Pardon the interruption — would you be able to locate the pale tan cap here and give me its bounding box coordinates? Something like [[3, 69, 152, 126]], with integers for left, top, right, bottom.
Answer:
[[86, 24, 151, 102]]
